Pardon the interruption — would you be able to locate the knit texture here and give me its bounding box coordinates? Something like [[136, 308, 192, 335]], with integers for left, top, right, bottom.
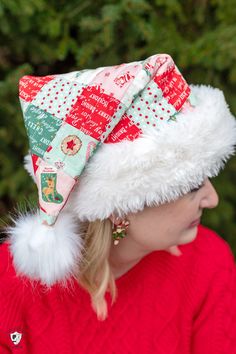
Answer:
[[0, 224, 236, 353]]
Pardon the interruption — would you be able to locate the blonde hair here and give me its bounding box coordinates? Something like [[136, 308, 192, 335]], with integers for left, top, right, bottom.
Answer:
[[75, 219, 117, 321]]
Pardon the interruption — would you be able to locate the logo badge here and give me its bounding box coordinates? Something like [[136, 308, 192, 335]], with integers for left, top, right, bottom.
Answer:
[[10, 331, 22, 345]]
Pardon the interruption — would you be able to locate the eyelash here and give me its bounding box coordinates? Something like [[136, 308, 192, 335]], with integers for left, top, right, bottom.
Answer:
[[190, 187, 201, 193], [190, 182, 204, 193]]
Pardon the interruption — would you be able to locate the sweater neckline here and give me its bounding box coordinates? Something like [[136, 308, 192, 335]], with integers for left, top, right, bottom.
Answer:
[[114, 251, 155, 283]]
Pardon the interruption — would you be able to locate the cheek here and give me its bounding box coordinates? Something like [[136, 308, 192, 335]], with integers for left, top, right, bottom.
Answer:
[[129, 218, 176, 249], [169, 207, 196, 231], [127, 201, 198, 250]]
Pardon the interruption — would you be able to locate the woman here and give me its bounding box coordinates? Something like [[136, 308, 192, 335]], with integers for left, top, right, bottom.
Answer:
[[0, 53, 236, 353], [109, 177, 219, 277]]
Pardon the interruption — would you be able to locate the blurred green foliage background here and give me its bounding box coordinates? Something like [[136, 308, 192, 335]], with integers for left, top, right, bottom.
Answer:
[[0, 0, 236, 253]]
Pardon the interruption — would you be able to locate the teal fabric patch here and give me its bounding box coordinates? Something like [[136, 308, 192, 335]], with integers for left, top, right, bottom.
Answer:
[[44, 123, 99, 178], [189, 91, 198, 106], [39, 209, 57, 226], [24, 104, 62, 158], [31, 77, 85, 120]]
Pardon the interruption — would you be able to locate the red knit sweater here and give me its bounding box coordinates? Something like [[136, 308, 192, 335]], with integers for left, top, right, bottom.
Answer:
[[0, 225, 236, 354]]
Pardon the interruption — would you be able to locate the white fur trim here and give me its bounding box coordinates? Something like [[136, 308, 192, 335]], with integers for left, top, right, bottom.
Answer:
[[23, 154, 36, 182], [8, 211, 83, 286], [67, 85, 236, 221]]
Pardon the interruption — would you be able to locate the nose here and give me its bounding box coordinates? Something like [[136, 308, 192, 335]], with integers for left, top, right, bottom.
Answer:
[[199, 178, 219, 209]]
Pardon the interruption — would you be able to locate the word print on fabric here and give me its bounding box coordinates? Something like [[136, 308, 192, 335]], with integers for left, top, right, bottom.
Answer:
[[19, 75, 55, 102], [65, 85, 121, 141], [24, 104, 62, 158], [114, 71, 135, 88], [154, 63, 190, 111]]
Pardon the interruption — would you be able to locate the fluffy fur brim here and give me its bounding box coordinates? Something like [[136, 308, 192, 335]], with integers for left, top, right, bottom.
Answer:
[[67, 85, 236, 220], [8, 211, 83, 286], [23, 154, 36, 182]]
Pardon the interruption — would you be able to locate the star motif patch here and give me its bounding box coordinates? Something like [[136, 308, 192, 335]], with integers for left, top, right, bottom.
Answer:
[[61, 135, 82, 156]]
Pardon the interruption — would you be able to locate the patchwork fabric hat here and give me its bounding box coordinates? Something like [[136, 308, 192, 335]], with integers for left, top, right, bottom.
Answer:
[[9, 53, 236, 286]]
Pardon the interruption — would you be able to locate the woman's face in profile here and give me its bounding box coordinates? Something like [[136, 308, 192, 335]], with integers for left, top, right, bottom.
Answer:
[[125, 178, 219, 252]]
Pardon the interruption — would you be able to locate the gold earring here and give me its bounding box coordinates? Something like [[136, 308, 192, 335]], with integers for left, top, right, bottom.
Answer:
[[112, 218, 130, 246]]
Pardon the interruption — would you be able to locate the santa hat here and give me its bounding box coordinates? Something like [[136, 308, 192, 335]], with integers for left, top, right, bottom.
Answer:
[[9, 53, 236, 286]]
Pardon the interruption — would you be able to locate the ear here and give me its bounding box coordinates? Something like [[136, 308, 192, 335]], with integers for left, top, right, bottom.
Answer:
[[108, 214, 123, 226]]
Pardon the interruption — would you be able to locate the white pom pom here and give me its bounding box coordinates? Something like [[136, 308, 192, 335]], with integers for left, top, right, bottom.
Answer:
[[8, 211, 83, 286]]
